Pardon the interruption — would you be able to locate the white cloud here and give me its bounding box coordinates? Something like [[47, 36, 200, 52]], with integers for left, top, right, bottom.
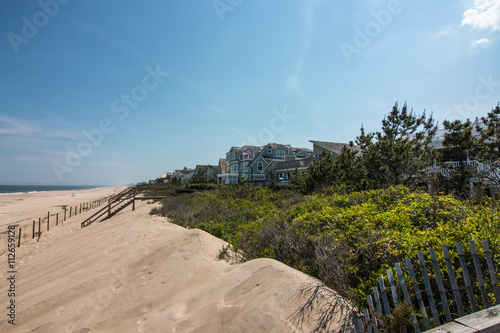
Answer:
[[286, 0, 321, 99], [0, 115, 41, 135], [286, 75, 306, 99], [472, 37, 490, 45], [462, 0, 500, 31], [434, 28, 458, 38]]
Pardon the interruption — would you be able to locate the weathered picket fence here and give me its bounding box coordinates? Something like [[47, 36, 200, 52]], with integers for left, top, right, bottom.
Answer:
[[356, 240, 499, 332]]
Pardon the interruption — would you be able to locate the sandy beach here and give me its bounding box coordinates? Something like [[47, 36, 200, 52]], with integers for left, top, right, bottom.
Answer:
[[0, 188, 356, 332], [0, 186, 126, 227]]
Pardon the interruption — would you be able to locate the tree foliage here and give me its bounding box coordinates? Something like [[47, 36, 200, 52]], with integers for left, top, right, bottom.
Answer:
[[439, 119, 477, 196], [477, 103, 500, 189], [356, 102, 437, 189]]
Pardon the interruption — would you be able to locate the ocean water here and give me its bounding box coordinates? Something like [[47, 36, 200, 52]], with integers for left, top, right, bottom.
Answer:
[[0, 185, 103, 195]]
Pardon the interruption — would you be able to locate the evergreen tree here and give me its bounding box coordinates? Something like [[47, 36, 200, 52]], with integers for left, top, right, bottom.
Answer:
[[331, 143, 366, 192], [190, 169, 211, 184], [356, 102, 437, 189], [476, 103, 500, 189], [440, 119, 477, 196]]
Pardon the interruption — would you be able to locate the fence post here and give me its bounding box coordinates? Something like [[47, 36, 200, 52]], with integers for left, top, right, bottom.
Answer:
[[482, 240, 500, 304], [429, 248, 452, 323], [69, 206, 72, 217], [367, 295, 379, 333], [17, 227, 21, 248], [442, 244, 465, 316], [56, 213, 59, 226], [405, 258, 430, 330], [47, 211, 50, 227], [395, 263, 420, 333], [378, 277, 392, 321], [32, 220, 35, 239], [373, 287, 385, 327], [470, 240, 490, 307], [64, 207, 67, 221], [456, 242, 477, 312], [387, 270, 399, 307], [418, 251, 441, 327], [363, 308, 373, 333]]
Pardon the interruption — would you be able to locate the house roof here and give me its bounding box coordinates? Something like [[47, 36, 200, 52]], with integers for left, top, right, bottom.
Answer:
[[195, 165, 217, 172], [228, 145, 261, 152], [309, 140, 361, 154], [262, 143, 291, 150], [291, 147, 313, 153], [173, 167, 195, 175]]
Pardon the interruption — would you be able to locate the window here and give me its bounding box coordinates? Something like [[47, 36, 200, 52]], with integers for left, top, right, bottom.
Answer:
[[257, 162, 263, 172], [276, 149, 284, 158], [230, 164, 238, 173], [267, 149, 272, 155]]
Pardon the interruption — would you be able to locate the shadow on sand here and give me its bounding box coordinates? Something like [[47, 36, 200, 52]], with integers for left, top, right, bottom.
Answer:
[[289, 283, 359, 333]]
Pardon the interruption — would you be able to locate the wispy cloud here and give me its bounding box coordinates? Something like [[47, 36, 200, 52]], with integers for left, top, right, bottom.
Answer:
[[0, 115, 41, 135], [286, 0, 321, 99], [209, 105, 224, 114], [208, 106, 243, 135], [462, 0, 500, 31]]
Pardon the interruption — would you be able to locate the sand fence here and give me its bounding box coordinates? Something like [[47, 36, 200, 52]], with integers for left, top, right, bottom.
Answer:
[[0, 196, 111, 254]]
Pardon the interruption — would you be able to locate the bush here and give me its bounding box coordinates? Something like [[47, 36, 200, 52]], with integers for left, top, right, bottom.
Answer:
[[152, 185, 500, 308]]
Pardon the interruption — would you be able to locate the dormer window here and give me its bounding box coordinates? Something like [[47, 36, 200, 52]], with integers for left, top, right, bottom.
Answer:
[[267, 149, 272, 154], [276, 149, 284, 158]]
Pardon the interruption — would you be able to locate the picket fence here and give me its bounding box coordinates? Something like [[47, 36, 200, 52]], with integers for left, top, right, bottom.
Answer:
[[356, 240, 499, 332]]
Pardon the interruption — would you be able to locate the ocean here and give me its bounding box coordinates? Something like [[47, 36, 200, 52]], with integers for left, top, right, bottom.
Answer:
[[0, 185, 103, 195]]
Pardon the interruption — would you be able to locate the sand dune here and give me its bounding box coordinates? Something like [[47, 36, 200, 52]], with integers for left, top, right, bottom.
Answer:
[[0, 194, 356, 332]]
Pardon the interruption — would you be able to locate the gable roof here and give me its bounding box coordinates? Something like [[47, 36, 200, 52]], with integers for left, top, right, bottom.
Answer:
[[228, 145, 261, 153], [262, 143, 292, 150], [309, 140, 361, 154]]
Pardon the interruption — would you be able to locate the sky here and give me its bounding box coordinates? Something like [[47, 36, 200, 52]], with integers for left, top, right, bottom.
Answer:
[[0, 0, 499, 186]]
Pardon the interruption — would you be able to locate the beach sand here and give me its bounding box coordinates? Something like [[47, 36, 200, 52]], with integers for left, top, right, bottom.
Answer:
[[0, 186, 126, 227], [0, 189, 356, 332]]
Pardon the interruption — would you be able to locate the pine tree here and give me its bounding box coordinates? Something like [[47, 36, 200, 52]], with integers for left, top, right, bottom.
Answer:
[[476, 103, 500, 190], [440, 119, 477, 196], [356, 102, 437, 189]]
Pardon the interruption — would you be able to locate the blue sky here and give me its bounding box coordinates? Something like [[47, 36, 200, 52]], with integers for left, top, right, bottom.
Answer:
[[0, 0, 499, 185]]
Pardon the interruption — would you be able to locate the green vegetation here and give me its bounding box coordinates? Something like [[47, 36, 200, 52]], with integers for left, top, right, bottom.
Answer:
[[151, 103, 500, 313], [151, 184, 500, 308]]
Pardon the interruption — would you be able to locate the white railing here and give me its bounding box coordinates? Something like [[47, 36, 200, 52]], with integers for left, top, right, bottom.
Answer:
[[426, 160, 494, 175]]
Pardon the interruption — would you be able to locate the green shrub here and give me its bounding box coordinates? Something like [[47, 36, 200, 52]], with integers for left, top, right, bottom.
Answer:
[[152, 185, 500, 309]]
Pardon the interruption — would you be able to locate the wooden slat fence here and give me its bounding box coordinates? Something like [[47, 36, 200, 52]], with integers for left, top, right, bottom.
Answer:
[[0, 196, 110, 254], [356, 240, 499, 332]]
